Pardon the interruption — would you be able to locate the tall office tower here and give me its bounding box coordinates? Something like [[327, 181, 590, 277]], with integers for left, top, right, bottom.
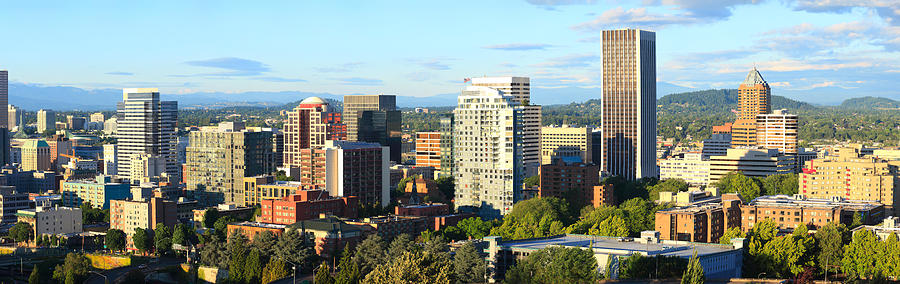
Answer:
[[66, 115, 86, 130], [439, 115, 454, 177], [732, 68, 771, 147], [7, 105, 21, 130], [343, 94, 401, 163], [115, 88, 179, 182], [414, 132, 441, 170], [0, 70, 7, 129], [21, 139, 51, 171], [283, 97, 334, 166], [185, 122, 274, 206], [37, 109, 56, 133], [600, 29, 658, 180], [540, 125, 593, 165], [471, 77, 541, 176], [453, 86, 524, 218], [90, 112, 105, 123], [756, 109, 798, 155], [103, 144, 118, 176]]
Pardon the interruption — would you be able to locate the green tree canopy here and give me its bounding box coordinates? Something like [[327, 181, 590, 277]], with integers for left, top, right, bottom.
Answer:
[[133, 227, 152, 254], [489, 197, 571, 240], [203, 208, 220, 229], [363, 250, 453, 284], [648, 178, 690, 201], [715, 172, 762, 201], [454, 241, 486, 283], [9, 222, 33, 243], [105, 229, 126, 252]]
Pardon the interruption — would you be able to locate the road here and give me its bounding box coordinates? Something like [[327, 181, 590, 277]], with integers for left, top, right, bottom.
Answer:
[[85, 257, 183, 284]]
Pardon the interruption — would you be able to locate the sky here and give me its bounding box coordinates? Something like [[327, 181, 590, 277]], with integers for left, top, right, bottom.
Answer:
[[1, 0, 898, 104]]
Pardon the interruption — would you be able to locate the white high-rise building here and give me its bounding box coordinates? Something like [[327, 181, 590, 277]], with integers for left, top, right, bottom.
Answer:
[[470, 76, 541, 176], [115, 88, 178, 182], [756, 109, 798, 155], [104, 116, 117, 134], [600, 29, 658, 180], [453, 86, 524, 218], [7, 105, 21, 131], [37, 109, 56, 134], [103, 144, 118, 176]]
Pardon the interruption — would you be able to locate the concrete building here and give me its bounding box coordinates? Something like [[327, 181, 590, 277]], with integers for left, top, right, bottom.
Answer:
[[66, 116, 86, 130], [799, 149, 900, 214], [21, 139, 51, 171], [414, 132, 441, 171], [47, 135, 72, 170], [192, 204, 254, 224], [756, 109, 798, 155], [484, 233, 743, 281], [343, 94, 401, 163], [859, 216, 900, 240], [290, 216, 365, 258], [16, 205, 82, 241], [115, 88, 179, 182], [655, 196, 742, 243], [540, 125, 592, 165], [185, 123, 274, 206], [226, 221, 287, 241], [439, 115, 454, 177], [659, 152, 711, 189], [258, 191, 358, 224], [7, 105, 21, 131], [702, 133, 731, 159], [708, 148, 794, 184], [732, 68, 771, 147], [109, 197, 177, 236], [283, 97, 341, 166], [453, 86, 524, 218], [471, 77, 541, 176], [741, 195, 884, 231], [103, 116, 117, 134], [0, 187, 29, 225], [90, 112, 105, 124], [539, 158, 601, 209], [37, 109, 56, 134], [346, 215, 430, 241], [0, 71, 6, 130], [600, 29, 657, 180], [61, 175, 131, 209], [129, 153, 166, 183], [103, 144, 117, 176]]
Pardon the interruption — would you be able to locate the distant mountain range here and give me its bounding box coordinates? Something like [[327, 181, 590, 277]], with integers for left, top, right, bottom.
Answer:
[[7, 82, 898, 111]]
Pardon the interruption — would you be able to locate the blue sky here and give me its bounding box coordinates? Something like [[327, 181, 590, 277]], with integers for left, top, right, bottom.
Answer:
[[1, 0, 898, 104]]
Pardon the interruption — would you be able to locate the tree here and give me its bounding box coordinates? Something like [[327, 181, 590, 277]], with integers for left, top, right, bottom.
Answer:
[[29, 264, 41, 284], [315, 262, 335, 284], [52, 253, 91, 284], [214, 216, 237, 237], [155, 223, 173, 255], [105, 229, 126, 252], [588, 215, 629, 237], [815, 222, 845, 276], [253, 230, 277, 257], [244, 249, 264, 284], [172, 223, 191, 246], [261, 257, 290, 284], [841, 229, 880, 279], [524, 175, 540, 187], [454, 241, 486, 283], [715, 172, 762, 201], [681, 250, 705, 284], [274, 229, 316, 272], [504, 246, 599, 284], [133, 228, 152, 254], [489, 197, 571, 240], [10, 222, 33, 244], [334, 246, 360, 284], [203, 208, 220, 229], [445, 217, 493, 241], [435, 176, 455, 203], [648, 178, 689, 201], [719, 227, 746, 244], [388, 234, 419, 261], [354, 234, 387, 277], [199, 234, 228, 269], [761, 174, 798, 196], [363, 250, 453, 284]]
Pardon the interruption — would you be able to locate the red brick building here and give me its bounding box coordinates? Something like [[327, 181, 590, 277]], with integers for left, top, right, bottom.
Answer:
[[227, 221, 286, 240], [540, 159, 612, 208], [258, 190, 358, 225]]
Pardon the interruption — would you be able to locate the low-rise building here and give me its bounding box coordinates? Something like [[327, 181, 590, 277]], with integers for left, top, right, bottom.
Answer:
[[857, 216, 900, 240], [290, 216, 365, 258], [226, 221, 286, 240], [258, 191, 358, 225], [655, 196, 742, 243], [61, 175, 131, 209], [0, 187, 30, 225], [346, 215, 429, 240], [192, 204, 254, 223], [16, 205, 82, 241], [741, 195, 884, 232], [484, 232, 744, 281]]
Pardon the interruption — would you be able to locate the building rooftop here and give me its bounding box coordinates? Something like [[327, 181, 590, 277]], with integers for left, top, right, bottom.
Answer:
[[229, 221, 287, 230], [749, 195, 883, 210], [741, 67, 767, 86], [300, 96, 327, 105], [495, 234, 738, 258]]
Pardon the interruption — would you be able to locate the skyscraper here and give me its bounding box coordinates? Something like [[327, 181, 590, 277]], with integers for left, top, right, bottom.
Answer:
[[343, 94, 401, 163], [7, 105, 21, 130], [0, 70, 7, 129], [283, 97, 339, 167], [732, 67, 771, 147], [115, 88, 178, 183], [186, 122, 274, 206], [470, 77, 541, 176], [439, 115, 455, 178], [453, 86, 524, 218], [600, 29, 657, 180], [37, 109, 56, 134]]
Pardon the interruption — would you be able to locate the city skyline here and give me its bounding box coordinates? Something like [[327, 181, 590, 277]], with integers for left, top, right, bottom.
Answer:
[[0, 1, 898, 106]]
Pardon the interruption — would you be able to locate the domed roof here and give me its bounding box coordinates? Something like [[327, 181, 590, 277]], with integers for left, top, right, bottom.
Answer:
[[300, 96, 327, 105]]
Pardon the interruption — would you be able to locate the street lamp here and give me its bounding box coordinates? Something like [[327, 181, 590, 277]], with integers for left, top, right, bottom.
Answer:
[[89, 271, 108, 284], [280, 258, 298, 284]]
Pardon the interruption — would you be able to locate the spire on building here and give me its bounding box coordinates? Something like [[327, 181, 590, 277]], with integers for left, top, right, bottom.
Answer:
[[742, 67, 767, 86]]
